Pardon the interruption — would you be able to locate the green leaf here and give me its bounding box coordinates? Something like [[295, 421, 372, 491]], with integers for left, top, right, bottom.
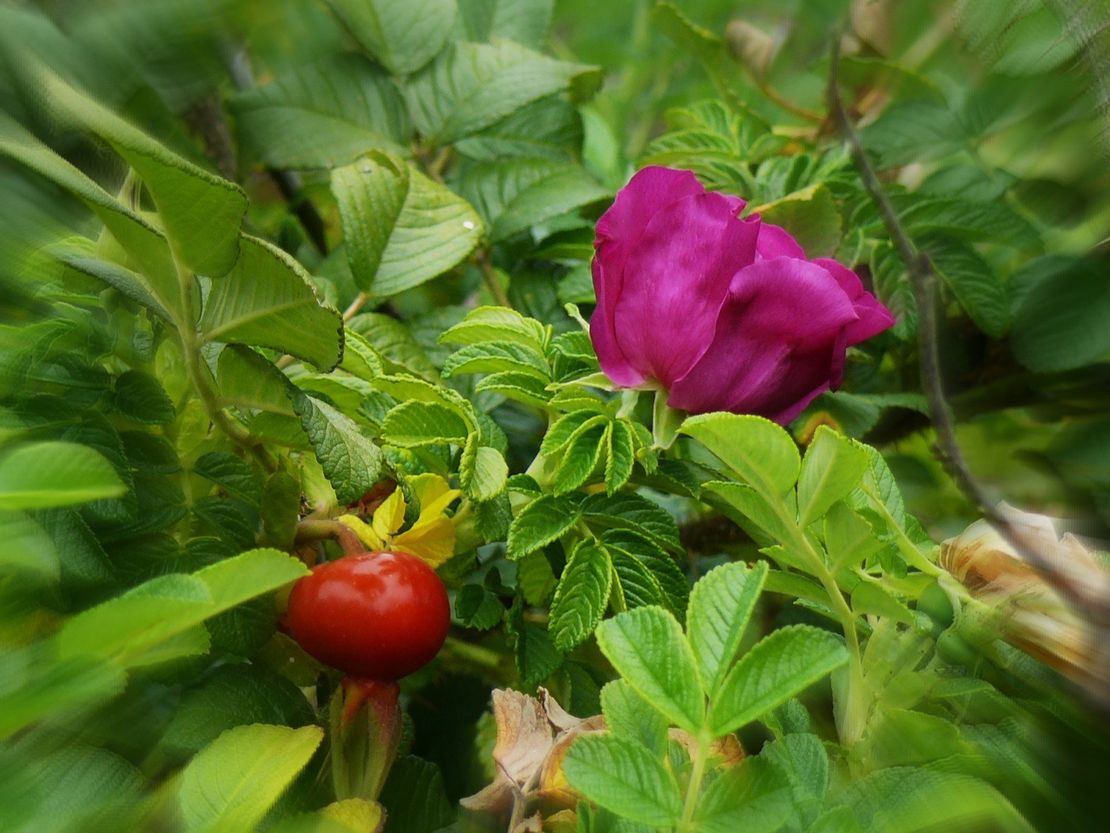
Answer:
[[439, 305, 548, 349], [231, 54, 410, 169], [752, 184, 841, 257], [325, 0, 456, 76], [405, 40, 601, 144], [762, 733, 830, 813], [709, 626, 848, 736], [193, 452, 261, 504], [595, 606, 704, 733], [605, 420, 635, 495], [112, 369, 175, 424], [331, 152, 482, 297], [1010, 255, 1110, 372], [859, 445, 906, 528], [200, 235, 342, 371], [850, 582, 914, 625], [0, 653, 126, 741], [601, 529, 688, 620], [680, 413, 800, 500], [378, 756, 454, 833], [541, 411, 603, 456], [381, 401, 470, 447], [261, 472, 301, 551], [58, 549, 308, 667], [922, 235, 1010, 338], [53, 247, 174, 323], [581, 492, 682, 554], [217, 346, 296, 416], [37, 66, 247, 277], [292, 392, 386, 505], [348, 313, 441, 381], [554, 422, 606, 495], [178, 724, 324, 833], [687, 561, 768, 697], [517, 550, 557, 605], [693, 756, 793, 833], [861, 100, 963, 168], [455, 94, 582, 162], [702, 481, 794, 543], [823, 502, 883, 573], [562, 734, 682, 828], [455, 584, 505, 630], [838, 767, 1032, 833], [871, 243, 916, 340], [0, 744, 142, 833], [459, 434, 508, 501], [0, 509, 58, 577], [797, 426, 868, 527], [457, 156, 609, 241], [456, 0, 554, 49], [600, 679, 668, 757], [513, 621, 563, 687], [442, 341, 550, 379], [0, 114, 179, 319], [899, 196, 1037, 248], [0, 442, 126, 510], [506, 494, 580, 558], [475, 370, 551, 407], [549, 539, 612, 651], [162, 665, 315, 758], [610, 549, 666, 611]]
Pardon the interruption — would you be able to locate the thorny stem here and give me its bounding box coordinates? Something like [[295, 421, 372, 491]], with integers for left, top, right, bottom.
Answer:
[[826, 37, 1109, 631]]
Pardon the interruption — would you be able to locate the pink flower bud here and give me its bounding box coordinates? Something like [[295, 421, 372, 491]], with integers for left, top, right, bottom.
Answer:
[[589, 166, 894, 424]]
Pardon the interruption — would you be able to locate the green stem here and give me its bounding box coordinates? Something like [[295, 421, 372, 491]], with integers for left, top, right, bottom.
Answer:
[[862, 486, 941, 576], [295, 518, 365, 556], [678, 732, 710, 832], [652, 389, 684, 450], [173, 257, 277, 473], [772, 503, 869, 745], [329, 678, 402, 802]]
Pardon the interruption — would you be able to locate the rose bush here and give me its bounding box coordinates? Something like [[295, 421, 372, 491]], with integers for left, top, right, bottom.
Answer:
[[590, 166, 894, 423]]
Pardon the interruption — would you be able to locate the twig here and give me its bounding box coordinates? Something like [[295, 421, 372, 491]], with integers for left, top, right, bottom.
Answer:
[[826, 36, 1107, 626], [295, 518, 366, 556], [268, 168, 330, 256], [343, 292, 370, 321], [227, 47, 329, 256], [425, 146, 452, 182], [475, 249, 512, 308]]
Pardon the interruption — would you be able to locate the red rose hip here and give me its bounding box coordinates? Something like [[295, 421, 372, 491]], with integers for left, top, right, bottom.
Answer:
[[285, 551, 451, 681]]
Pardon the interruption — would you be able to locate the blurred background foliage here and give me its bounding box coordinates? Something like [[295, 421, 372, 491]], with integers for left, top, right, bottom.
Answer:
[[1, 0, 1109, 831]]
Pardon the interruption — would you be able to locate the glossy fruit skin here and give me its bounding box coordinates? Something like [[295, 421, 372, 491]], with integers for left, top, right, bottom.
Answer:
[[285, 551, 450, 681]]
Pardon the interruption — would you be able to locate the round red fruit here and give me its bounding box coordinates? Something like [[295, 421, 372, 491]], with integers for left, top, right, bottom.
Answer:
[[285, 551, 451, 681]]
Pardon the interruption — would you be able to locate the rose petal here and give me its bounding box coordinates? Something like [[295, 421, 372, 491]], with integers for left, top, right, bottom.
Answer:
[[755, 221, 807, 260], [612, 192, 760, 386], [594, 166, 705, 282], [590, 167, 706, 386], [669, 257, 859, 417], [814, 258, 895, 343], [589, 257, 647, 387]]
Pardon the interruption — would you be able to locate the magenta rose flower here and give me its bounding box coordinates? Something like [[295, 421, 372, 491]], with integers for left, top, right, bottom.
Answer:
[[589, 166, 894, 424]]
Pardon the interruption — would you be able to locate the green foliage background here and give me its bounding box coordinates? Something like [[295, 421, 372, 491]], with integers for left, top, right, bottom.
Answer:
[[1, 1, 1108, 832]]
